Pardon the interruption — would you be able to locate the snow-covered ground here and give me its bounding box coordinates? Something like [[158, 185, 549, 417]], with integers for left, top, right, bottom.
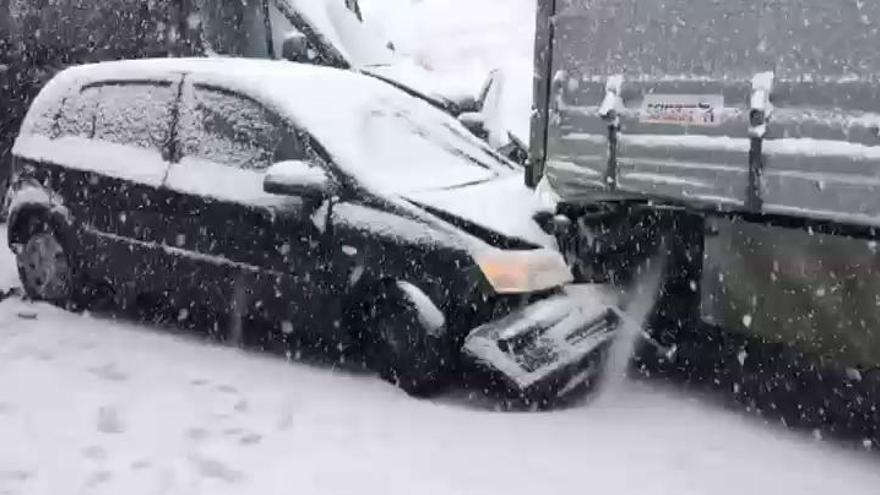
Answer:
[[1, 225, 879, 494]]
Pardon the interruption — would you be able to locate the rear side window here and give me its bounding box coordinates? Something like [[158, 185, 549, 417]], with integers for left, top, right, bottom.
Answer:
[[22, 97, 65, 138], [56, 86, 100, 138], [19, 77, 73, 138], [92, 82, 177, 152], [179, 85, 302, 170], [56, 81, 177, 154]]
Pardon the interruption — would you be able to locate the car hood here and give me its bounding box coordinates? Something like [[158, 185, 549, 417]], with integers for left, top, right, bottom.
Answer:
[[402, 174, 557, 250]]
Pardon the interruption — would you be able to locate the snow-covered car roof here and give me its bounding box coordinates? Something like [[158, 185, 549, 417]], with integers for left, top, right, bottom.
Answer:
[[29, 58, 517, 194]]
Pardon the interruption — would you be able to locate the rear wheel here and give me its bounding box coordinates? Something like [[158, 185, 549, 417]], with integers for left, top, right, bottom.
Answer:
[[15, 219, 79, 306], [365, 282, 450, 396]]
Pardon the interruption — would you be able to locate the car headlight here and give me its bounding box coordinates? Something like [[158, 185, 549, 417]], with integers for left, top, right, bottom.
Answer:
[[475, 248, 573, 294]]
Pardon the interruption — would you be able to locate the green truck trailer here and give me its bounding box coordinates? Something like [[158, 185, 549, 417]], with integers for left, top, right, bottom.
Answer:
[[527, 0, 880, 439]]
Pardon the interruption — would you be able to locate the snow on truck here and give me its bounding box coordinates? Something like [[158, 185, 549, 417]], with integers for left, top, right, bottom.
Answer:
[[528, 0, 880, 431]]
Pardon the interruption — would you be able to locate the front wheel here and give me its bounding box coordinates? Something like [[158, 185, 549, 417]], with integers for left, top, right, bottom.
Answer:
[[366, 282, 451, 396], [15, 219, 79, 306]]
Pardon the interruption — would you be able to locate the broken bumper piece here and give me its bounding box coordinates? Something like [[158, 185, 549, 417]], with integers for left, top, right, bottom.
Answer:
[[462, 284, 620, 401]]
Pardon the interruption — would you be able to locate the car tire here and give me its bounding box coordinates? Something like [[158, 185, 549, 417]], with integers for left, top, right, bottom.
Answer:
[[15, 217, 80, 307], [367, 283, 450, 397]]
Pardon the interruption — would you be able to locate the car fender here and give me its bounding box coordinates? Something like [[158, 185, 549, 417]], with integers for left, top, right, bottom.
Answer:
[[395, 280, 446, 337], [343, 271, 452, 339]]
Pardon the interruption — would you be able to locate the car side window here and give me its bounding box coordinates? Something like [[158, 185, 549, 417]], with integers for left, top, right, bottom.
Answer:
[[179, 85, 304, 170], [55, 80, 176, 156], [20, 93, 65, 138], [91, 81, 176, 153], [55, 86, 101, 138]]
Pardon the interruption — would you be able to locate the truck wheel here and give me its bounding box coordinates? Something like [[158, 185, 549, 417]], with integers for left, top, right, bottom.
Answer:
[[15, 218, 79, 306], [367, 283, 449, 396]]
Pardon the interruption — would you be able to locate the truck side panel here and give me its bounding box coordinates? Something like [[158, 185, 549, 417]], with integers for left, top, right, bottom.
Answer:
[[536, 0, 880, 228]]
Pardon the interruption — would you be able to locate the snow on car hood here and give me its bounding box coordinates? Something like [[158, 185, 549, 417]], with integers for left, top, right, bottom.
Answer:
[[403, 173, 557, 249]]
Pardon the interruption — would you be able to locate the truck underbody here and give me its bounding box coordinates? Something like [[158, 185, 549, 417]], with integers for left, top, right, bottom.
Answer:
[[552, 200, 880, 440]]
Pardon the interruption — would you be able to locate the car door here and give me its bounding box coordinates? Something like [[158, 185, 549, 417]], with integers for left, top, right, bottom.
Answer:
[[29, 76, 180, 291], [163, 78, 330, 338]]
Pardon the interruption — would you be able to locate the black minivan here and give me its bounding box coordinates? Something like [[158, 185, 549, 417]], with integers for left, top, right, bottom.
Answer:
[[6, 58, 616, 398]]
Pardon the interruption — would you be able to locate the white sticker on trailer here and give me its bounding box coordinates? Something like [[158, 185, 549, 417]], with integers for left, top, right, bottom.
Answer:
[[640, 94, 724, 127]]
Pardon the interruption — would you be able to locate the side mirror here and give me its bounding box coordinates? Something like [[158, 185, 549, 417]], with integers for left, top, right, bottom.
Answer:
[[264, 160, 335, 200], [281, 31, 310, 63]]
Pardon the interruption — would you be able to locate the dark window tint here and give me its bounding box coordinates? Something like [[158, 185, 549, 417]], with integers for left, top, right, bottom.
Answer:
[[91, 81, 176, 152], [180, 85, 301, 170]]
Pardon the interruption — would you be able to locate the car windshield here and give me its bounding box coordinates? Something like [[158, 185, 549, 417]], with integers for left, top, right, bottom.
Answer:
[[278, 0, 396, 68], [311, 97, 515, 193], [245, 66, 516, 194], [346, 96, 515, 192]]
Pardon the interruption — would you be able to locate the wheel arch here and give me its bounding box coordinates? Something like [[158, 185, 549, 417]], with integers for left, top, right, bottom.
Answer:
[[7, 184, 74, 251], [342, 275, 452, 396], [342, 275, 449, 341]]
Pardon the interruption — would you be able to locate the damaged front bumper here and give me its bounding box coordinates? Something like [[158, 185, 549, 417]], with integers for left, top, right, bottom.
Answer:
[[462, 284, 620, 401]]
